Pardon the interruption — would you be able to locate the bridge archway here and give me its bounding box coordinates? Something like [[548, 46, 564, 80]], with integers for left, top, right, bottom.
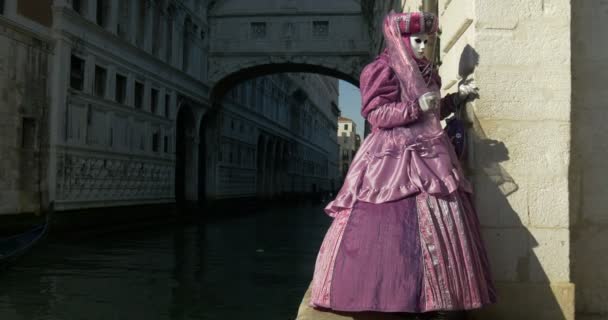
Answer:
[[209, 63, 361, 105]]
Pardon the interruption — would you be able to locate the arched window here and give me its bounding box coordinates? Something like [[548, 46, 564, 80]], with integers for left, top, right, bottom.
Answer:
[[96, 0, 110, 28], [182, 16, 193, 72], [117, 1, 130, 40], [165, 5, 175, 64], [136, 0, 147, 48], [152, 2, 162, 56]]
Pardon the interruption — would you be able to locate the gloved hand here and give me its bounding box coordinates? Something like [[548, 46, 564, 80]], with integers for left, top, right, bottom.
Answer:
[[457, 78, 479, 103], [418, 91, 441, 112]]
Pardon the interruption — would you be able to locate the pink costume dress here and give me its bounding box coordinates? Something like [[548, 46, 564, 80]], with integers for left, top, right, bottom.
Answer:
[[309, 11, 497, 313]]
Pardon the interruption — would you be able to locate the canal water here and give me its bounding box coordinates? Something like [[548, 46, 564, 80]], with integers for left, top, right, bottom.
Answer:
[[0, 202, 331, 320]]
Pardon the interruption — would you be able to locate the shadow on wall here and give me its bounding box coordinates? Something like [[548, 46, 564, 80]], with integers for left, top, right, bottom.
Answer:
[[570, 2, 608, 319], [459, 45, 568, 320]]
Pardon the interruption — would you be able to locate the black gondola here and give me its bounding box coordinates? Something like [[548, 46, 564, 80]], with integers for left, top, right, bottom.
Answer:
[[0, 214, 49, 269]]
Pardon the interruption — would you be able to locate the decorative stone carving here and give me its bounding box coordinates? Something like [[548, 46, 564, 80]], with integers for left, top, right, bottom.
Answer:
[[56, 151, 175, 202]]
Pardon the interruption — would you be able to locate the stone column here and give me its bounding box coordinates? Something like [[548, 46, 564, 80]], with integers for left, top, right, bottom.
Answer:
[[84, 54, 95, 95], [106, 65, 116, 101], [3, 0, 16, 16], [143, 79, 151, 112], [126, 72, 135, 107]]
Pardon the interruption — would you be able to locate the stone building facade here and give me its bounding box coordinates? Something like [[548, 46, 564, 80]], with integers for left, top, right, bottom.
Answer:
[[219, 73, 340, 199], [0, 8, 52, 216], [360, 0, 593, 319], [0, 0, 342, 213], [337, 116, 357, 181]]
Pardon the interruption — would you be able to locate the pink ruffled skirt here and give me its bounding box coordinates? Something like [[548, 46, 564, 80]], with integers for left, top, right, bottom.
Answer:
[[309, 191, 496, 313]]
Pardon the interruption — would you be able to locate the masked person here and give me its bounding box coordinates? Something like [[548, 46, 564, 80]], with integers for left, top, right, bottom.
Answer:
[[309, 11, 496, 316]]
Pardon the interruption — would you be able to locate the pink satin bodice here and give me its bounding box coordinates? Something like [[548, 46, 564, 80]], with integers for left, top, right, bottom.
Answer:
[[325, 53, 472, 217]]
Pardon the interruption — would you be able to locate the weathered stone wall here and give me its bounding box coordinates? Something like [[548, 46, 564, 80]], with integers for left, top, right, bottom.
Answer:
[[571, 2, 608, 320], [437, 0, 574, 319], [0, 17, 50, 215]]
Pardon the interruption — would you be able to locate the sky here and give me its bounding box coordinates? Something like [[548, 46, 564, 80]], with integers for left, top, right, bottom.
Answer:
[[338, 80, 364, 137]]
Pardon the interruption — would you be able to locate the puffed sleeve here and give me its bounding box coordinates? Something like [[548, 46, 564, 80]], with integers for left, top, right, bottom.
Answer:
[[360, 60, 422, 129]]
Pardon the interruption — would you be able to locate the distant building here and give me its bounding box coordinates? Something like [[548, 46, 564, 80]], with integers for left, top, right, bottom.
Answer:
[[337, 117, 357, 181], [220, 73, 340, 199]]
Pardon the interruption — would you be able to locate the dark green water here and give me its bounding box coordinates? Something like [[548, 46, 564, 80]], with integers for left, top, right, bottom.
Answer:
[[0, 202, 331, 320]]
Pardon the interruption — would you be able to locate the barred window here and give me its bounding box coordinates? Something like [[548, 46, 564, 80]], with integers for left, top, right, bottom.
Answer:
[[251, 22, 266, 39], [70, 55, 85, 91], [313, 21, 329, 37]]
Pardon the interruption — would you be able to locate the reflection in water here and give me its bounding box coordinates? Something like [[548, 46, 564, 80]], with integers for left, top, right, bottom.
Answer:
[[0, 202, 330, 320]]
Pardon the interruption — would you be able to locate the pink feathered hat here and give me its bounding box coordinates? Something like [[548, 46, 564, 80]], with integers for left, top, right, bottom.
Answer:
[[394, 12, 439, 35]]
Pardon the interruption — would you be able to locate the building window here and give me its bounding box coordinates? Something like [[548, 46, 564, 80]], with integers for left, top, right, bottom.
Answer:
[[134, 81, 144, 109], [313, 21, 329, 37], [151, 88, 159, 114], [165, 6, 175, 64], [164, 94, 170, 117], [344, 124, 348, 130], [152, 5, 161, 56], [251, 22, 266, 39], [164, 135, 169, 153], [152, 131, 160, 152], [117, 1, 130, 40], [136, 0, 146, 48], [94, 65, 107, 97], [115, 74, 127, 104], [96, 0, 110, 27], [182, 17, 193, 72], [70, 55, 85, 91]]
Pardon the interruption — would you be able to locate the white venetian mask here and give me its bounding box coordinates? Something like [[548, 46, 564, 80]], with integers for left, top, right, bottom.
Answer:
[[409, 34, 429, 59]]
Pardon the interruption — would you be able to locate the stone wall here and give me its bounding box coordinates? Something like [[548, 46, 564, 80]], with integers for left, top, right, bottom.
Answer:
[[571, 2, 608, 319], [0, 17, 50, 215], [437, 0, 574, 319]]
